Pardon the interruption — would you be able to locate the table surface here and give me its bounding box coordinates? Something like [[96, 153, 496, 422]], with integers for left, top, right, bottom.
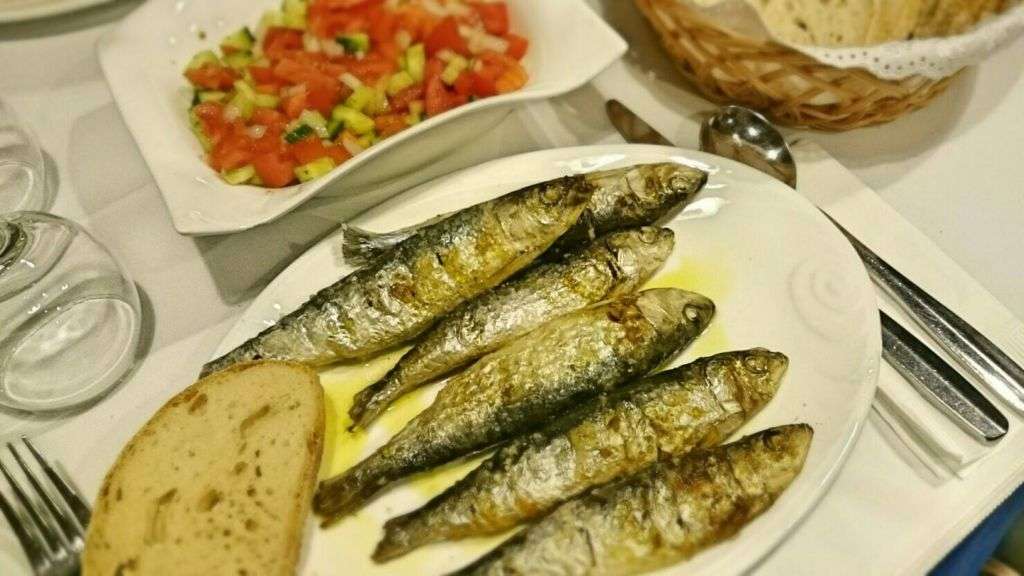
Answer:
[[1, 1, 1023, 574]]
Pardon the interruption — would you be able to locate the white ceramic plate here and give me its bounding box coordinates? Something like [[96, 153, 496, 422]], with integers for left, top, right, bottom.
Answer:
[[214, 145, 881, 575], [0, 0, 113, 23], [96, 0, 626, 236]]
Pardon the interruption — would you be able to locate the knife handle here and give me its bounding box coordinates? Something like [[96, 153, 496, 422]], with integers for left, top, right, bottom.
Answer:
[[826, 214, 1024, 414], [881, 312, 1008, 442]]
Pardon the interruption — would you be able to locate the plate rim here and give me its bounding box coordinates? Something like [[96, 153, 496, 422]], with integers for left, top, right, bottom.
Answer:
[[0, 0, 113, 23], [95, 0, 628, 236], [213, 143, 883, 575]]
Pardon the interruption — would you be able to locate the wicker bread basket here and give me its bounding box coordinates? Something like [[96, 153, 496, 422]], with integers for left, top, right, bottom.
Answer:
[[635, 0, 958, 131]]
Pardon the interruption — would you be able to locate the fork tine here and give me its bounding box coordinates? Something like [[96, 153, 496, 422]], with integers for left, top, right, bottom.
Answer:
[[0, 453, 61, 556], [23, 438, 90, 529], [9, 443, 85, 549], [0, 485, 50, 573]]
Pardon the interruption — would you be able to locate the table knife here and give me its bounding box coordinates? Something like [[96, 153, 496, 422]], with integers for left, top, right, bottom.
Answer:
[[605, 98, 1009, 442]]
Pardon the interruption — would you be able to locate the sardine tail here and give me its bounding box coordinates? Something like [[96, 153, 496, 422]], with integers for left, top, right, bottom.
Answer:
[[373, 514, 431, 562], [198, 345, 260, 378], [313, 465, 387, 524], [348, 376, 403, 431]]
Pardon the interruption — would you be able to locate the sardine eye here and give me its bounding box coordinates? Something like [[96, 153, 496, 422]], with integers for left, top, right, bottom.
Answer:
[[684, 304, 703, 323], [743, 355, 769, 374], [668, 175, 690, 192]]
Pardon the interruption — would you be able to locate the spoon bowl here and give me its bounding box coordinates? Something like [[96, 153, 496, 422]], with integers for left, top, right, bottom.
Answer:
[[699, 105, 798, 188]]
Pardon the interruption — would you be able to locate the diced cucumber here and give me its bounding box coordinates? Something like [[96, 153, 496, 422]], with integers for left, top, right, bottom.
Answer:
[[284, 124, 314, 144], [222, 165, 256, 185], [250, 173, 264, 186], [441, 55, 469, 85], [408, 101, 424, 117], [282, 0, 307, 29], [357, 132, 376, 149], [387, 71, 415, 96], [228, 92, 255, 120], [344, 86, 376, 112], [365, 79, 390, 115], [259, 9, 285, 33], [223, 52, 254, 70], [221, 27, 255, 53], [294, 157, 335, 182], [195, 90, 229, 104], [186, 50, 220, 71], [331, 105, 375, 135], [188, 109, 213, 152], [337, 32, 370, 54], [298, 109, 330, 138], [405, 44, 426, 82], [233, 80, 257, 100], [405, 101, 424, 126], [254, 93, 280, 108], [327, 118, 343, 139]]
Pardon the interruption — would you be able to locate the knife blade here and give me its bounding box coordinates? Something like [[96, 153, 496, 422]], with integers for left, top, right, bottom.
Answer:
[[606, 99, 674, 146], [882, 312, 1008, 441], [605, 98, 1009, 443]]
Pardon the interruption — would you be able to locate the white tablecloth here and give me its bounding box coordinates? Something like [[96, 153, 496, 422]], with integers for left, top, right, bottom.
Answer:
[[1, 1, 1023, 573]]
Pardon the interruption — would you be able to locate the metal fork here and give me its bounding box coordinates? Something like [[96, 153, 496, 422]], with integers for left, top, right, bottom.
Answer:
[[0, 438, 90, 576]]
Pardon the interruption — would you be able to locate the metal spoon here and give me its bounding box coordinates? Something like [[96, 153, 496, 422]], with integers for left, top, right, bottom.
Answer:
[[604, 99, 1010, 441]]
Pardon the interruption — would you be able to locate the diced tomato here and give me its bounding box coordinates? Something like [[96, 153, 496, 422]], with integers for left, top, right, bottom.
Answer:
[[424, 57, 444, 85], [185, 65, 237, 90], [495, 60, 527, 94], [471, 2, 510, 36], [471, 72, 497, 97], [344, 54, 397, 82], [374, 113, 407, 137], [263, 27, 304, 57], [253, 152, 296, 188], [305, 78, 345, 115], [453, 71, 474, 97], [283, 90, 309, 119], [192, 102, 224, 122], [252, 108, 288, 129], [389, 85, 424, 111], [425, 16, 468, 56], [424, 76, 467, 117], [325, 143, 351, 165], [504, 33, 529, 60], [291, 136, 333, 165], [394, 5, 436, 41], [249, 66, 278, 84], [210, 133, 255, 171], [368, 9, 397, 43]]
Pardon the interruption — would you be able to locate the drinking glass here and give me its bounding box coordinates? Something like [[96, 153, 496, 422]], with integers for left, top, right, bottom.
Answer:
[[0, 99, 46, 213], [0, 212, 141, 412]]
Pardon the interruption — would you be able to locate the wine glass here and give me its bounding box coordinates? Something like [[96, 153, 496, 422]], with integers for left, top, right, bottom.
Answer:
[[0, 212, 141, 412], [0, 99, 46, 213]]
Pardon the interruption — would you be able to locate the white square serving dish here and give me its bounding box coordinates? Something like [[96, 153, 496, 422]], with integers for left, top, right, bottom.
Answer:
[[98, 0, 627, 235]]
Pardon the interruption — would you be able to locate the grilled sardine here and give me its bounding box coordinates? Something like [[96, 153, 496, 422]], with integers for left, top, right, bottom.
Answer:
[[451, 424, 813, 576], [349, 227, 676, 430], [313, 289, 715, 523], [200, 176, 594, 377], [341, 163, 706, 266], [374, 349, 787, 561]]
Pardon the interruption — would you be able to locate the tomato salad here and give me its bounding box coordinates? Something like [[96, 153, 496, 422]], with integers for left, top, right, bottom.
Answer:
[[184, 0, 529, 188]]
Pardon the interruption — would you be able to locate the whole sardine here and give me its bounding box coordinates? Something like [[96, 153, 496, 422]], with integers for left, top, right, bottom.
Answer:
[[451, 424, 813, 576], [200, 176, 594, 377], [348, 227, 677, 430], [374, 349, 788, 561], [341, 163, 707, 266], [313, 289, 715, 523]]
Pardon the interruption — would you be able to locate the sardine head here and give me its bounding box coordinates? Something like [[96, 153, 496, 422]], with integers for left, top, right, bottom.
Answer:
[[731, 424, 813, 496], [634, 163, 708, 211], [709, 349, 788, 414], [635, 288, 714, 340], [603, 227, 675, 288]]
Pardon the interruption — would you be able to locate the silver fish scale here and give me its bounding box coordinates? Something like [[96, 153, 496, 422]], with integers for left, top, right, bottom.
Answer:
[[200, 176, 593, 376], [313, 289, 714, 521], [374, 350, 787, 561], [453, 425, 813, 576]]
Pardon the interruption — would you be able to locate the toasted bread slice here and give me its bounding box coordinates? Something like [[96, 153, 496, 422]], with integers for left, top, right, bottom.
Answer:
[[83, 361, 324, 576]]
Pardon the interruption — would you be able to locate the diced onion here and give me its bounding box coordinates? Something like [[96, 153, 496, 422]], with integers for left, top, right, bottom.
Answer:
[[303, 33, 321, 53], [246, 124, 268, 139], [223, 104, 242, 122], [339, 72, 363, 90], [420, 0, 447, 16], [395, 29, 412, 50], [322, 39, 344, 57], [282, 83, 307, 98], [341, 132, 365, 156], [436, 49, 457, 62]]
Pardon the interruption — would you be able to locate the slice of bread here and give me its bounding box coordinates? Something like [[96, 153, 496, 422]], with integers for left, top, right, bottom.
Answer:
[[747, 0, 876, 46], [83, 361, 324, 576]]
